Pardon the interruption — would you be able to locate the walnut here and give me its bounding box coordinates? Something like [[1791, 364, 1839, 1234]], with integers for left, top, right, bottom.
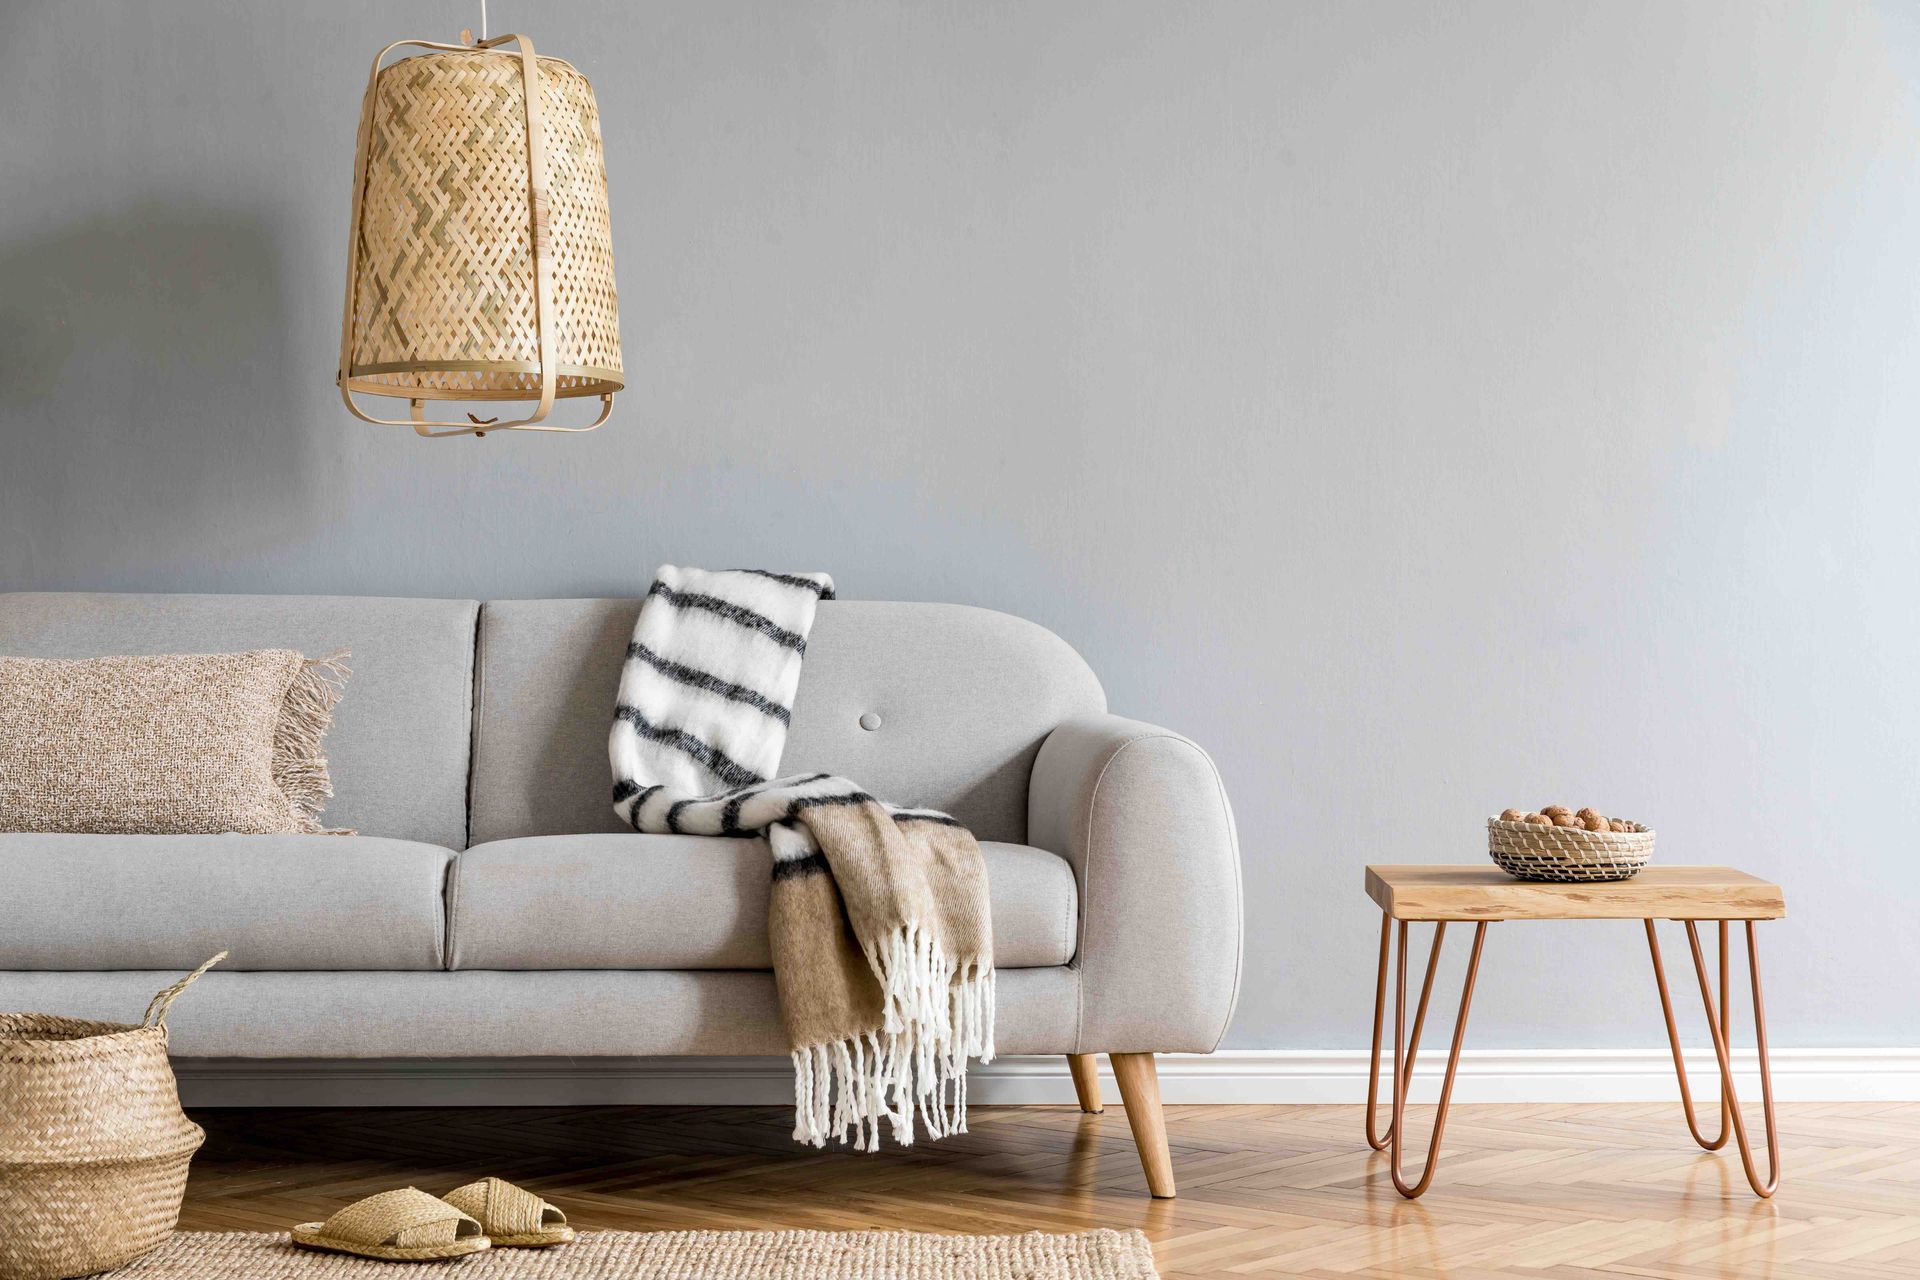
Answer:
[[1609, 819, 1634, 833], [1577, 807, 1610, 832], [1540, 805, 1572, 819], [1525, 813, 1553, 825], [1499, 808, 1526, 822]]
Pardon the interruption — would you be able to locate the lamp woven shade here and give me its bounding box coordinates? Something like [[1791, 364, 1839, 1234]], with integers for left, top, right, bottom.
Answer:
[[338, 35, 621, 436]]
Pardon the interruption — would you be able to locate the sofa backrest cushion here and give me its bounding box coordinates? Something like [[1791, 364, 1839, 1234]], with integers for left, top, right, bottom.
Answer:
[[470, 598, 1105, 845], [0, 593, 478, 848]]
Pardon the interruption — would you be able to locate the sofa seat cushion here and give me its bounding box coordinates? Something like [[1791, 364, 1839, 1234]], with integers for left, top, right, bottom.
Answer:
[[0, 834, 452, 971], [449, 836, 1077, 970]]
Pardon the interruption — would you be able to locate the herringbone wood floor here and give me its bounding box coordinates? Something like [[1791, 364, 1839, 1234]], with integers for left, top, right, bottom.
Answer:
[[178, 1102, 1920, 1278]]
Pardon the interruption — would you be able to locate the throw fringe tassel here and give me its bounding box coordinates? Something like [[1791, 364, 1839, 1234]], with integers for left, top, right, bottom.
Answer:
[[793, 923, 995, 1150]]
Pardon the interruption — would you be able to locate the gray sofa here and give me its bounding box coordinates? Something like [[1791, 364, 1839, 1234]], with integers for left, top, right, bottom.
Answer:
[[0, 592, 1242, 1196]]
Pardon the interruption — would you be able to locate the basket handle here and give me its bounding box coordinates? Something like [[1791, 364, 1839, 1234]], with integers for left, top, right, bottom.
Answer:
[[143, 951, 228, 1028]]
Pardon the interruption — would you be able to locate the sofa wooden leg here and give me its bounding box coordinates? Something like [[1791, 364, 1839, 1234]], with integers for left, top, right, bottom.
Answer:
[[1109, 1052, 1176, 1197], [1066, 1054, 1105, 1113]]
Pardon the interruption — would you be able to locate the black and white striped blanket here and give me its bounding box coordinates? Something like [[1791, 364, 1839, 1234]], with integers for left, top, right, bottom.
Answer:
[[610, 567, 995, 1149]]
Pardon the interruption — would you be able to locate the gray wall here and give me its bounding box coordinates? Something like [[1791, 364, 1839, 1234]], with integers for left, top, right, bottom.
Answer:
[[4, 1, 1919, 1050]]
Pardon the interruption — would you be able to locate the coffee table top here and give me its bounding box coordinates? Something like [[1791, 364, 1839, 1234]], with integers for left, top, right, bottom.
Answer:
[[1365, 865, 1785, 922]]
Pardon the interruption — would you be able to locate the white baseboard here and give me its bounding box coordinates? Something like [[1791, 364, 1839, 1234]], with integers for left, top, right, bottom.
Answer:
[[172, 1047, 1920, 1108]]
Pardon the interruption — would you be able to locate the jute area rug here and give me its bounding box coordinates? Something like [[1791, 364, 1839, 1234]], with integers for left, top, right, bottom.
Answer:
[[110, 1229, 1159, 1278]]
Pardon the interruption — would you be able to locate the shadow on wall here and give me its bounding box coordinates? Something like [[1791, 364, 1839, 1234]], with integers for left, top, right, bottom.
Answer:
[[0, 203, 318, 590]]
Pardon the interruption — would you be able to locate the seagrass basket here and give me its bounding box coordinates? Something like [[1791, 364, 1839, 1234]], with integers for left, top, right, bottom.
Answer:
[[1487, 818, 1655, 882], [0, 954, 224, 1280]]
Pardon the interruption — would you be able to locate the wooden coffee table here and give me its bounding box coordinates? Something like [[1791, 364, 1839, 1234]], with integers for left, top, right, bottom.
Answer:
[[1362, 864, 1786, 1200]]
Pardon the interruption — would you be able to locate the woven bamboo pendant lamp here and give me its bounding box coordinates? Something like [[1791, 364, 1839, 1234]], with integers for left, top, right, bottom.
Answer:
[[337, 23, 621, 438]]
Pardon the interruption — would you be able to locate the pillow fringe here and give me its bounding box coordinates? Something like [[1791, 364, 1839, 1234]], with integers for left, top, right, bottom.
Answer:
[[276, 649, 352, 834]]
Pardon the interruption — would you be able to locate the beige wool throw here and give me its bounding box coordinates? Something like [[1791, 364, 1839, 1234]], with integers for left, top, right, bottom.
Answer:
[[609, 567, 994, 1149]]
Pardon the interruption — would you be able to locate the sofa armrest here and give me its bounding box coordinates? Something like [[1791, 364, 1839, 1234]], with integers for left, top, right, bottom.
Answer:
[[1028, 714, 1243, 1053]]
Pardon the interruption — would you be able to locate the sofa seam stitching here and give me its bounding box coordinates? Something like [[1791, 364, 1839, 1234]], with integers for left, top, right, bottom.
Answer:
[[1076, 730, 1178, 1053], [443, 852, 460, 972], [1222, 776, 1244, 1051], [1060, 857, 1076, 967], [1176, 736, 1243, 1054], [464, 602, 484, 852]]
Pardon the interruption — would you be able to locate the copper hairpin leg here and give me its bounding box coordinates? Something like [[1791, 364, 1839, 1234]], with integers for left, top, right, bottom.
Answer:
[[1364, 911, 1489, 1197], [1646, 919, 1731, 1151], [1646, 918, 1779, 1198], [1365, 915, 1445, 1151]]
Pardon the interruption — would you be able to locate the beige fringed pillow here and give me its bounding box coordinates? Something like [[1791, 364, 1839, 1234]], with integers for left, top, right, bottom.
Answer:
[[0, 649, 351, 835]]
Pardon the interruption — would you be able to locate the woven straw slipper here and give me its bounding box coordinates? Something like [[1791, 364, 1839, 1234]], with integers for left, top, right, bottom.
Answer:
[[291, 1187, 490, 1262], [443, 1178, 575, 1248]]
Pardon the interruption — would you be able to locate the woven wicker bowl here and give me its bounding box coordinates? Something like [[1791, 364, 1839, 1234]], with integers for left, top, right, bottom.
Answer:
[[1487, 817, 1654, 883], [0, 958, 220, 1280]]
